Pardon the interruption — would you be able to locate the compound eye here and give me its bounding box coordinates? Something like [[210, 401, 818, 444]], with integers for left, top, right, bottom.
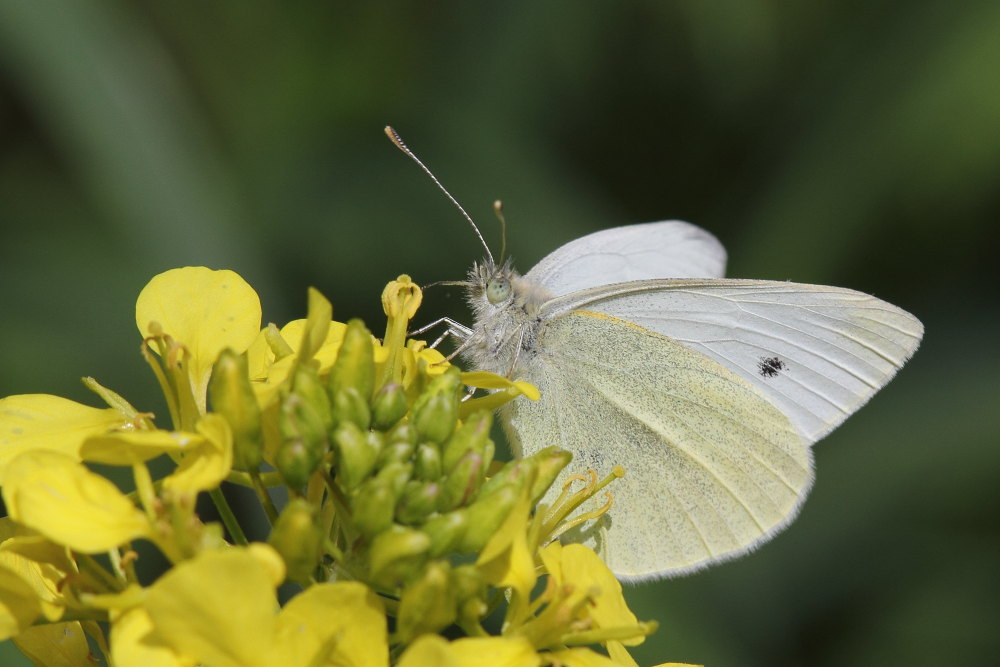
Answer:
[[486, 277, 511, 304]]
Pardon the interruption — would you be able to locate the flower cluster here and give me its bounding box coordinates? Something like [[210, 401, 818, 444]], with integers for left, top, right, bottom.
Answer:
[[0, 267, 695, 666]]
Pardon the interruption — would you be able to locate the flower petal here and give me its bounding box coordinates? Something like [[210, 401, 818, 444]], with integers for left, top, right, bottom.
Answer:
[[81, 429, 207, 465], [541, 543, 644, 647], [112, 607, 193, 667], [142, 546, 279, 667], [136, 267, 262, 410], [162, 415, 233, 495], [12, 621, 90, 667], [275, 581, 388, 667], [2, 451, 150, 553], [0, 394, 127, 483], [0, 564, 41, 640]]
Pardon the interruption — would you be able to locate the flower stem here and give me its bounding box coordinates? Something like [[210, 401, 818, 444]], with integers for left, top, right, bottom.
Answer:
[[208, 487, 248, 546]]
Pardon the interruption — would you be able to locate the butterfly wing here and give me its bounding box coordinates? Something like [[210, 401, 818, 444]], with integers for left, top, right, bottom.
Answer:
[[504, 309, 812, 580], [540, 279, 924, 444], [523, 221, 727, 297]]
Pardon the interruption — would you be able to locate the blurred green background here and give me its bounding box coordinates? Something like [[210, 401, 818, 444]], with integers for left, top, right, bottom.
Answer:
[[1, 1, 998, 665]]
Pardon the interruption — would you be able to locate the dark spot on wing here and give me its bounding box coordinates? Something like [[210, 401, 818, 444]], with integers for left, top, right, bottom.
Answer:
[[758, 356, 787, 378]]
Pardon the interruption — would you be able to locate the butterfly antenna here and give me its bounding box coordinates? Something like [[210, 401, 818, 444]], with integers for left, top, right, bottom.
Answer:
[[384, 126, 494, 265], [493, 200, 508, 264]]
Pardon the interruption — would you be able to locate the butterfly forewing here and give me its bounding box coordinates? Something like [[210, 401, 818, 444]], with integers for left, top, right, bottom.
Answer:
[[524, 221, 727, 297], [539, 279, 924, 444], [503, 310, 813, 580]]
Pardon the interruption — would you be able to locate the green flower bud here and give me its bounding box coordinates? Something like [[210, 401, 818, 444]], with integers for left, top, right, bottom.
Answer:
[[371, 382, 407, 429], [208, 349, 262, 471], [332, 422, 381, 490], [368, 525, 430, 587], [395, 480, 440, 525], [413, 443, 442, 481], [331, 386, 371, 431], [373, 460, 412, 498], [420, 510, 467, 557], [376, 441, 415, 470], [441, 411, 492, 473], [397, 561, 456, 643], [275, 439, 319, 489], [411, 368, 461, 444], [329, 319, 375, 402], [437, 451, 483, 513], [477, 455, 535, 500], [449, 564, 486, 603], [278, 392, 330, 461], [385, 421, 418, 446], [456, 485, 518, 553], [527, 446, 573, 504], [268, 498, 322, 585], [450, 563, 487, 629], [291, 363, 333, 433], [351, 478, 396, 538]]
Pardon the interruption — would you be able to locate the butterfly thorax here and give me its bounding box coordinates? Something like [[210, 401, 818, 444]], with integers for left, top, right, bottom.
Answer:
[[461, 258, 552, 376]]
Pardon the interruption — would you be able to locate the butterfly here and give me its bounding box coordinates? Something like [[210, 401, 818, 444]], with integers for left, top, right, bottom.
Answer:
[[385, 128, 924, 581]]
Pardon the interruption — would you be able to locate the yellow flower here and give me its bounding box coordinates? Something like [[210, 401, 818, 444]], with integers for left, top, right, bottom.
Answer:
[[476, 490, 536, 625], [0, 519, 77, 624], [399, 634, 540, 667], [138, 544, 389, 667], [540, 542, 646, 647], [2, 450, 151, 553], [11, 621, 91, 667], [136, 267, 262, 413], [0, 393, 129, 483]]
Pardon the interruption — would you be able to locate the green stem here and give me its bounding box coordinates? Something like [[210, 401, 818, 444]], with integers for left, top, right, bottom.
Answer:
[[209, 487, 248, 546], [250, 469, 279, 524], [77, 553, 123, 593]]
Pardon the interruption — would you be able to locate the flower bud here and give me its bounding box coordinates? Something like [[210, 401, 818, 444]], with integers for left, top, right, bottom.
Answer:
[[371, 382, 407, 430], [332, 422, 381, 490], [278, 392, 329, 461], [437, 451, 483, 513], [477, 456, 535, 500], [291, 363, 333, 433], [456, 485, 518, 553], [527, 446, 573, 504], [413, 443, 442, 481], [395, 480, 440, 525], [372, 460, 412, 499], [328, 319, 375, 402], [411, 368, 461, 444], [331, 386, 371, 431], [450, 564, 488, 626], [351, 478, 396, 538], [208, 349, 262, 471], [268, 498, 321, 585], [441, 411, 492, 473], [385, 421, 418, 446], [275, 439, 319, 489], [397, 561, 456, 643], [368, 525, 430, 587], [420, 510, 467, 557], [376, 441, 415, 470]]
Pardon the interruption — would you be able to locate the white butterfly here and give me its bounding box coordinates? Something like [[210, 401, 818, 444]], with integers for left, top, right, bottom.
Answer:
[[455, 221, 923, 581], [385, 128, 924, 581]]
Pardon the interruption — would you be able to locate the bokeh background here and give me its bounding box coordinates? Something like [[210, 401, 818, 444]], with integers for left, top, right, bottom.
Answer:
[[1, 2, 998, 665]]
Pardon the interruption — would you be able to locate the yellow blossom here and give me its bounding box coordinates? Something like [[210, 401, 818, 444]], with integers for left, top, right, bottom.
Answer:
[[12, 621, 91, 667], [141, 544, 389, 667], [0, 394, 129, 483], [2, 450, 151, 553], [0, 519, 77, 623], [399, 634, 540, 667], [540, 542, 646, 647], [136, 267, 262, 412]]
